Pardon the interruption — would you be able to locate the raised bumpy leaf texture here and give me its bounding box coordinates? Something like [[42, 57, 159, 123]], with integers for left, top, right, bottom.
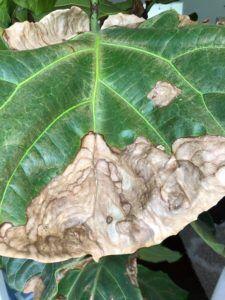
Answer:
[[0, 133, 225, 262]]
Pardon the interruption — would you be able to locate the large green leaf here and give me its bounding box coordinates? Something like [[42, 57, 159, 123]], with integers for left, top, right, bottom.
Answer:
[[13, 0, 57, 13], [1, 17, 225, 226], [191, 213, 225, 257], [138, 245, 182, 263], [55, 0, 133, 18], [138, 265, 188, 300], [57, 256, 142, 299]]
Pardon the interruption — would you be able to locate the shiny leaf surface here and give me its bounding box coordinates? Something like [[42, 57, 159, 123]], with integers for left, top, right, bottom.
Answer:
[[1, 14, 225, 228], [57, 256, 142, 300]]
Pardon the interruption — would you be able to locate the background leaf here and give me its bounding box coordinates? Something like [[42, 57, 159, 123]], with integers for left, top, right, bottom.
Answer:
[[191, 213, 225, 257], [13, 0, 57, 14], [138, 245, 182, 263], [40, 257, 85, 300], [55, 0, 134, 18], [138, 265, 188, 300], [57, 255, 143, 300], [2, 257, 85, 299], [12, 6, 28, 22], [0, 0, 13, 27]]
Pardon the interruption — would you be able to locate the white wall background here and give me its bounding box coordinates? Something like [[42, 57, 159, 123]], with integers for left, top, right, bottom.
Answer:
[[182, 0, 225, 23]]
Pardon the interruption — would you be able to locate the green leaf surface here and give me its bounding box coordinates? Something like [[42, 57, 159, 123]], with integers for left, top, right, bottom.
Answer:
[[138, 245, 182, 263], [191, 213, 225, 257], [138, 265, 188, 300], [13, 0, 57, 13], [2, 256, 85, 298], [12, 6, 28, 22], [0, 0, 11, 27], [57, 255, 142, 300], [55, 0, 133, 18], [140, 10, 180, 29], [41, 257, 85, 300], [1, 18, 225, 225], [2, 257, 45, 291], [0, 28, 8, 49]]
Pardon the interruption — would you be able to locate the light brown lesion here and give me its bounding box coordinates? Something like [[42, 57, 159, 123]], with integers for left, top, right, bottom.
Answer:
[[147, 81, 181, 107], [0, 133, 225, 262]]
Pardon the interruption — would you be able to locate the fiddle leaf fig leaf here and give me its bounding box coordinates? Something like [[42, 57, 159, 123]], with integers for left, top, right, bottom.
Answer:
[[57, 256, 142, 300], [138, 265, 188, 300], [138, 245, 182, 263], [55, 0, 134, 18], [1, 18, 225, 262]]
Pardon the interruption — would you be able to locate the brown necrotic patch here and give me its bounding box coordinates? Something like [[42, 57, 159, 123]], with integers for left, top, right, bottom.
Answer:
[[0, 133, 225, 262], [147, 81, 181, 107]]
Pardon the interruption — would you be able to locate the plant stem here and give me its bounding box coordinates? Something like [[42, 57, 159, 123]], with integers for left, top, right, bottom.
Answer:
[[90, 0, 100, 32]]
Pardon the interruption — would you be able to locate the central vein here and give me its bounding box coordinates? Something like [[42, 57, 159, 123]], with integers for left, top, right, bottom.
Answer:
[[92, 34, 101, 131]]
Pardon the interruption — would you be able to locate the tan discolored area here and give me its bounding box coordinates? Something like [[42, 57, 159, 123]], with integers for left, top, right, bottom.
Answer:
[[3, 6, 89, 50], [101, 13, 145, 30], [0, 133, 225, 262], [178, 15, 197, 27], [147, 81, 181, 107], [23, 276, 45, 300]]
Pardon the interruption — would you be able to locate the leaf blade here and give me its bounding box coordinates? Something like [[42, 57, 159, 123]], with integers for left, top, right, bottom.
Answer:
[[138, 265, 188, 300], [138, 245, 182, 263]]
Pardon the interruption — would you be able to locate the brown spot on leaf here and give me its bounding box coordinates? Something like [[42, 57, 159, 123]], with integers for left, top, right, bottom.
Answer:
[[106, 216, 113, 224], [23, 276, 44, 300], [101, 13, 145, 30], [147, 81, 181, 107], [178, 14, 197, 27]]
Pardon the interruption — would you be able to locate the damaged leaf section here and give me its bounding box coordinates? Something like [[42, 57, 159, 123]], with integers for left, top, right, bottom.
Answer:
[[23, 276, 45, 299], [147, 81, 181, 107], [3, 6, 89, 50], [178, 14, 197, 27], [101, 13, 145, 30], [0, 133, 225, 262]]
